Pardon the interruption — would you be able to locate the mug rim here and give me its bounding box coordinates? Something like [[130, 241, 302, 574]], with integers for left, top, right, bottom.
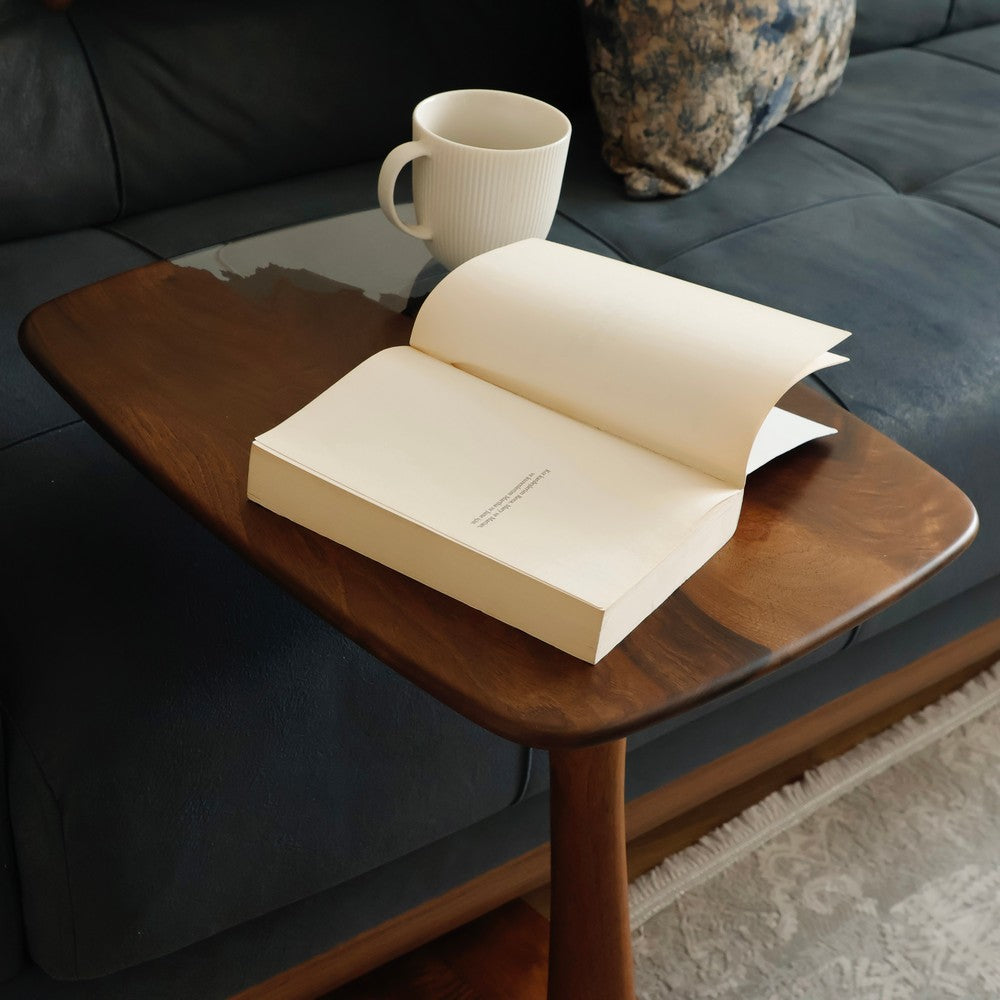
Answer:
[[412, 88, 572, 153]]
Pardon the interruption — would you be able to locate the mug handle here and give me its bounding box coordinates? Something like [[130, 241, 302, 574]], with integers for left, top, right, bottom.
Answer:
[[378, 140, 432, 240]]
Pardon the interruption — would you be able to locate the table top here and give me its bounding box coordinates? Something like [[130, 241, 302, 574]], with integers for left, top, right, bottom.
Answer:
[[20, 218, 978, 748]]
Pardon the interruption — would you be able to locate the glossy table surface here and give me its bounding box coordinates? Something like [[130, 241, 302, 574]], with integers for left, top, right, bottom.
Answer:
[[20, 214, 978, 749]]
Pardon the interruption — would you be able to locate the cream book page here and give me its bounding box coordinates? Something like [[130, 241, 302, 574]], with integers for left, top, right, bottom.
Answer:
[[251, 346, 738, 611], [410, 239, 849, 486], [747, 407, 837, 474]]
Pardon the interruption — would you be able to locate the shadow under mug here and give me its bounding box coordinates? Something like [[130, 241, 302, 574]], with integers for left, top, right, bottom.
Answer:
[[378, 89, 571, 271]]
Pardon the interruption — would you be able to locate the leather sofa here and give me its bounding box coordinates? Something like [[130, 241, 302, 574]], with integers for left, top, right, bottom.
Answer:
[[2, 0, 998, 996]]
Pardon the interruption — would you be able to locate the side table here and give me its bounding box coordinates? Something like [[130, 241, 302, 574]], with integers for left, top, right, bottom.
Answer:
[[21, 235, 977, 999]]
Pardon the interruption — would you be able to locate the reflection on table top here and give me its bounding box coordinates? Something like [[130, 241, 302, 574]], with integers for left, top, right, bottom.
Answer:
[[173, 205, 444, 312]]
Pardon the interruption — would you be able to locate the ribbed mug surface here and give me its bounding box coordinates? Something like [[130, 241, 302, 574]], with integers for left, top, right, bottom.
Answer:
[[379, 89, 571, 270], [412, 130, 569, 270]]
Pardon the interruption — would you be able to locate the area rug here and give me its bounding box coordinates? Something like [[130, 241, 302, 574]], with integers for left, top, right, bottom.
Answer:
[[628, 662, 1000, 999]]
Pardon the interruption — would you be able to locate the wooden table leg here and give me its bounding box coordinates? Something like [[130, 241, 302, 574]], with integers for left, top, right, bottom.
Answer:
[[547, 737, 635, 1000]]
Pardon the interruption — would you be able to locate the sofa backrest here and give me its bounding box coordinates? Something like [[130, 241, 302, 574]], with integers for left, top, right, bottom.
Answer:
[[68, 0, 591, 219], [852, 0, 1000, 53], [948, 0, 1000, 32], [0, 2, 119, 242], [4, 0, 1000, 241]]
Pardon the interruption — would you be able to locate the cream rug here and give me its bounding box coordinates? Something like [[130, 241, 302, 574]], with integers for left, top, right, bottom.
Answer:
[[628, 662, 1000, 999]]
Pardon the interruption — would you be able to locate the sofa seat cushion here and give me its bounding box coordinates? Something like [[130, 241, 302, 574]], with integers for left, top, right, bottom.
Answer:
[[1, 421, 525, 981], [2, 218, 529, 981]]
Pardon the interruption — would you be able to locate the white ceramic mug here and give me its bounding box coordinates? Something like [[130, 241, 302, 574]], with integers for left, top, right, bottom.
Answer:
[[378, 89, 571, 270]]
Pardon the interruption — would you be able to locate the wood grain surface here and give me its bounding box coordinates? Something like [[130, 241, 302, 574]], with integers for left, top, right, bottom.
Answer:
[[20, 260, 978, 748], [547, 739, 634, 1000]]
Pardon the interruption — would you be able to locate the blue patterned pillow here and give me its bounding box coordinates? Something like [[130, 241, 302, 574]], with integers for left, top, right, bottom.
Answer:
[[582, 0, 856, 198]]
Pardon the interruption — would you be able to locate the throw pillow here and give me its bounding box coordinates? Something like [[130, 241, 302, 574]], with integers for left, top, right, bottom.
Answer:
[[581, 0, 856, 198]]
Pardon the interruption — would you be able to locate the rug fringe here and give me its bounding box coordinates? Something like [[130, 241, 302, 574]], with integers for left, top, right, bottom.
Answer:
[[628, 660, 1000, 930]]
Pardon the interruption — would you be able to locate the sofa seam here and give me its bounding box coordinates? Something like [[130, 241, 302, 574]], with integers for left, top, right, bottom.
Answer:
[[944, 0, 960, 34], [512, 746, 535, 805], [0, 419, 83, 455], [554, 208, 633, 263], [912, 43, 1000, 77], [778, 123, 899, 192], [0, 703, 79, 978], [653, 191, 888, 270], [909, 149, 1000, 196], [788, 60, 1000, 197], [841, 623, 863, 650], [97, 225, 165, 261], [65, 12, 126, 221], [908, 192, 1000, 233]]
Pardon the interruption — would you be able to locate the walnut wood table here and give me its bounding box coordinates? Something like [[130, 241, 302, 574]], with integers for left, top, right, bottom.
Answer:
[[21, 247, 976, 1000]]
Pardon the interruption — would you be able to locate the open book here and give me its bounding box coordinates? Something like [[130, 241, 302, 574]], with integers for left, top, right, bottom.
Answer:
[[248, 239, 849, 662]]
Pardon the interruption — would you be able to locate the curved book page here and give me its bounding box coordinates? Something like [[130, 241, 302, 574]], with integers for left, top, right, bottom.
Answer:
[[411, 239, 849, 486], [249, 347, 741, 661]]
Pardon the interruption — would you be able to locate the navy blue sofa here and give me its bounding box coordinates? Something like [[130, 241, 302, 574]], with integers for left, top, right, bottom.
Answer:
[[2, 0, 999, 996]]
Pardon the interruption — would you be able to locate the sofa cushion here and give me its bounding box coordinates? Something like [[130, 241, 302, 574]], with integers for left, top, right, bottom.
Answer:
[[0, 3, 118, 242], [1, 419, 526, 979], [581, 0, 854, 198], [784, 48, 1000, 193], [69, 0, 589, 217]]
